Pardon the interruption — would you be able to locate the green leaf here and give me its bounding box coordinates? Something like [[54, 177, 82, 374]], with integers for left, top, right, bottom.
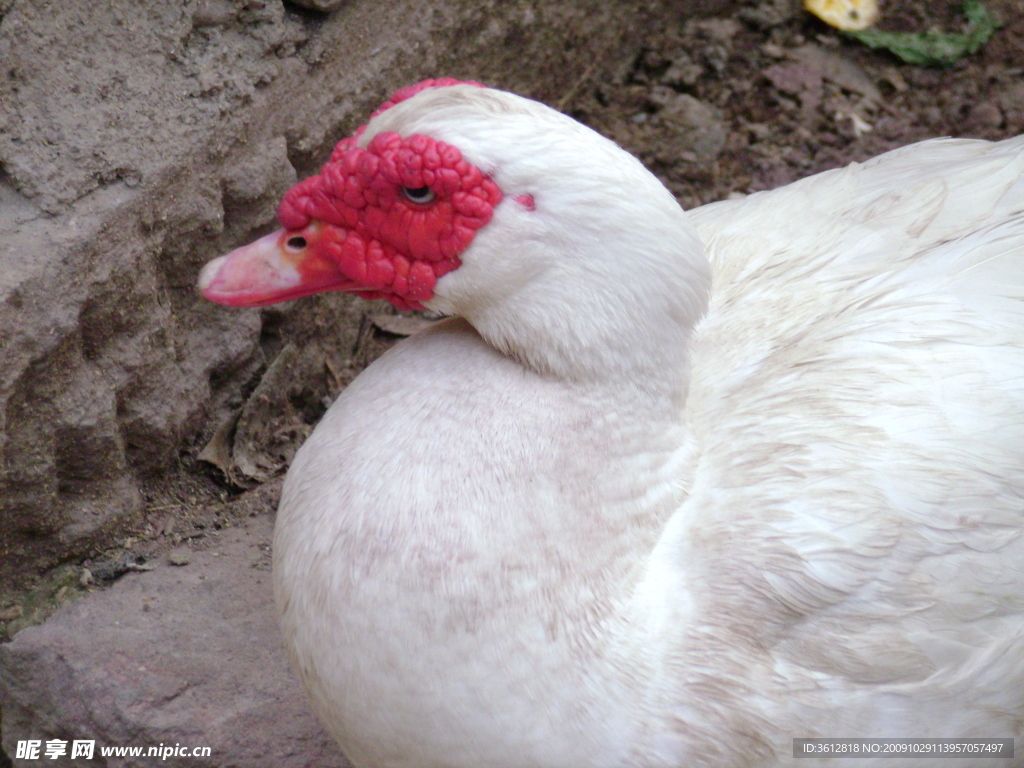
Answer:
[[845, 0, 1001, 67]]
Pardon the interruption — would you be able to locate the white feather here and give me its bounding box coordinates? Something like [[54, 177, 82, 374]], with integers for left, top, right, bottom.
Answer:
[[274, 85, 1024, 768]]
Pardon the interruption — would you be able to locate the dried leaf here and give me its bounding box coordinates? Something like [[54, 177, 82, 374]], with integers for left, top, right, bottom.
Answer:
[[232, 342, 312, 482], [198, 413, 238, 475]]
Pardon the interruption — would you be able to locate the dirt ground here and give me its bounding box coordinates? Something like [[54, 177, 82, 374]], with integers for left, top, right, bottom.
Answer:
[[575, 0, 1024, 208], [3, 0, 1023, 638]]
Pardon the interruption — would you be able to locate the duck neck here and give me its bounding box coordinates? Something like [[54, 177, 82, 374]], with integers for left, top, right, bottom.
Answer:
[[469, 223, 710, 409]]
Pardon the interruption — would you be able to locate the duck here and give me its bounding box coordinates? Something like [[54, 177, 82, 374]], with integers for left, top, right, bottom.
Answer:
[[198, 79, 1024, 768]]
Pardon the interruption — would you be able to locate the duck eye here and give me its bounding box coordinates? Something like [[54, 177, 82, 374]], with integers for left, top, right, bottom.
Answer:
[[286, 236, 307, 250], [402, 186, 436, 204]]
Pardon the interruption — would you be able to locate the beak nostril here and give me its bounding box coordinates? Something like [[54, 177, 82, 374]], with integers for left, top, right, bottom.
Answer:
[[287, 236, 307, 250]]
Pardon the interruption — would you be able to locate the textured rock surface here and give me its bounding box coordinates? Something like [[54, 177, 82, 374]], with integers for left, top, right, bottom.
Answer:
[[0, 0, 687, 591], [0, 509, 350, 767], [0, 0, 701, 762]]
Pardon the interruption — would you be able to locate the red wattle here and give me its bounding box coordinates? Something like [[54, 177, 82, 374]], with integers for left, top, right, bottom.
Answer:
[[276, 79, 502, 309]]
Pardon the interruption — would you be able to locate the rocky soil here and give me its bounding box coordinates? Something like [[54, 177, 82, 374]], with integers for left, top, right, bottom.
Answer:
[[576, 0, 1024, 209], [1, 0, 1023, 765]]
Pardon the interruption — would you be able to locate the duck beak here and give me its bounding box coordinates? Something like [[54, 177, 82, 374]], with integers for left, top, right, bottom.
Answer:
[[198, 222, 360, 307]]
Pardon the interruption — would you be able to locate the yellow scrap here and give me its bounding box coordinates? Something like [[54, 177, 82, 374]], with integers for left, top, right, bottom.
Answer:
[[804, 0, 880, 31]]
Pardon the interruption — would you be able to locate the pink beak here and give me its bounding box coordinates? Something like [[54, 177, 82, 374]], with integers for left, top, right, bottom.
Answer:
[[198, 224, 361, 307]]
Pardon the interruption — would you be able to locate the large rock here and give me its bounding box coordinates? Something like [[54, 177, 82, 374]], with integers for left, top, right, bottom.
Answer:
[[0, 0, 695, 591], [0, 508, 349, 767]]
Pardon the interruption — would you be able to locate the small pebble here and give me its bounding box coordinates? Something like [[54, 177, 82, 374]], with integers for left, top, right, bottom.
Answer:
[[969, 102, 1003, 129], [168, 550, 191, 566]]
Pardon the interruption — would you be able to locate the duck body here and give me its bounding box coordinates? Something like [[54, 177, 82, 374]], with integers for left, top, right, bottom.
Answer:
[[277, 317, 686, 767], [200, 82, 1024, 767]]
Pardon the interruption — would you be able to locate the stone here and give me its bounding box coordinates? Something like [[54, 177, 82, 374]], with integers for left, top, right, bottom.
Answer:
[[0, 514, 350, 768], [967, 102, 1005, 131], [289, 0, 348, 11], [658, 94, 728, 160], [661, 53, 705, 89], [763, 62, 823, 113], [997, 83, 1024, 133], [167, 550, 191, 566], [789, 44, 881, 103]]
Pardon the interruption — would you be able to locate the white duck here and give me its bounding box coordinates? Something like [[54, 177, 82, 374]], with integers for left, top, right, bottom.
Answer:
[[199, 80, 1024, 768]]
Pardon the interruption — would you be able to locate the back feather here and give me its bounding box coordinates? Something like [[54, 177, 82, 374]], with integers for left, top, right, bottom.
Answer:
[[651, 136, 1024, 756]]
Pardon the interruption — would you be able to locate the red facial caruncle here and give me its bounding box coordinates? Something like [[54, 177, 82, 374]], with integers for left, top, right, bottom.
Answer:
[[198, 79, 504, 311]]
